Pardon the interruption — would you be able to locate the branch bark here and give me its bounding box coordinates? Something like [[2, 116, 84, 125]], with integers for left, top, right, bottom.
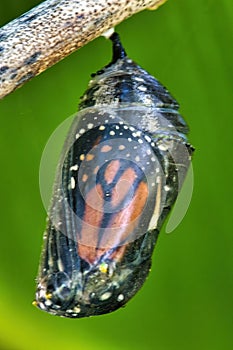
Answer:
[[0, 0, 167, 99]]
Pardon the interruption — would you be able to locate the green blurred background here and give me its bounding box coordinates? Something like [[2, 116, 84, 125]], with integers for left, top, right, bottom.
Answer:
[[0, 0, 233, 349]]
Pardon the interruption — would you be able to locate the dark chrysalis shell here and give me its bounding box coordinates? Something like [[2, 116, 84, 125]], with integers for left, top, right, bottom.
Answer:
[[34, 33, 194, 318]]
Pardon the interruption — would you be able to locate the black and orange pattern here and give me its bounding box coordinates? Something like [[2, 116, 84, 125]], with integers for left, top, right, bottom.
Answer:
[[34, 33, 193, 318]]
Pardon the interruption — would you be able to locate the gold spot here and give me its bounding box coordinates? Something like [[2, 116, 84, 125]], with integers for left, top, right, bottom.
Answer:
[[86, 153, 94, 161], [80, 154, 85, 161], [32, 300, 38, 307], [101, 145, 112, 152], [99, 262, 108, 274], [119, 145, 125, 150], [45, 292, 52, 299]]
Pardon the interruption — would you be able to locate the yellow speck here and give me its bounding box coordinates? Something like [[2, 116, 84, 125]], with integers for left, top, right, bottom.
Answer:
[[99, 262, 108, 274], [32, 300, 38, 307], [45, 292, 52, 299]]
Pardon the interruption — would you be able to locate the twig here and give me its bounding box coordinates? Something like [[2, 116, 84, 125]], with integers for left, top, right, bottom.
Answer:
[[0, 0, 167, 99]]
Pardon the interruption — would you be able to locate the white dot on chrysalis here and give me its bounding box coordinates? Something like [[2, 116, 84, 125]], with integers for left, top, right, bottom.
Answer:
[[117, 294, 124, 302], [71, 177, 75, 189]]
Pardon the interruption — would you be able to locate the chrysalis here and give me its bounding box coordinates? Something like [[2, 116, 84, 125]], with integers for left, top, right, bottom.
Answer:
[[34, 33, 194, 318]]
